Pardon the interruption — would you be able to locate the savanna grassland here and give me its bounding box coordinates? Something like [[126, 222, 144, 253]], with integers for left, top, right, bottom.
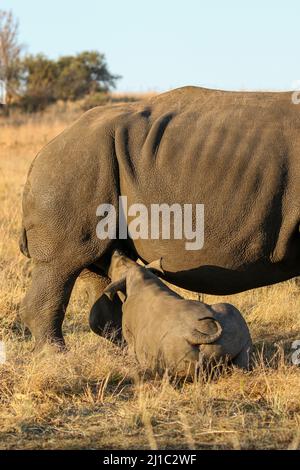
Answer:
[[0, 100, 300, 450]]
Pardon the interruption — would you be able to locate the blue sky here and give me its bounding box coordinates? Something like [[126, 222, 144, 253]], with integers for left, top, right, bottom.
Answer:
[[1, 0, 300, 92]]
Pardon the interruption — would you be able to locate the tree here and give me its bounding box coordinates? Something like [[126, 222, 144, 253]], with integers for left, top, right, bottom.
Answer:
[[20, 54, 58, 111], [54, 51, 120, 101], [0, 10, 120, 112], [0, 10, 23, 106], [19, 51, 121, 111]]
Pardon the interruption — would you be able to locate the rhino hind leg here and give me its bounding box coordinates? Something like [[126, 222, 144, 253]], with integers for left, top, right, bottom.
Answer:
[[19, 261, 80, 350]]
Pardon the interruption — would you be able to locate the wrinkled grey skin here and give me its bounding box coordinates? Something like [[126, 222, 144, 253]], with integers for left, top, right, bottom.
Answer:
[[103, 251, 253, 375], [19, 86, 300, 348]]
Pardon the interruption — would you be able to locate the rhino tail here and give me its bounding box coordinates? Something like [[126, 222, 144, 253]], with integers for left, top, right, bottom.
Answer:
[[19, 226, 30, 258]]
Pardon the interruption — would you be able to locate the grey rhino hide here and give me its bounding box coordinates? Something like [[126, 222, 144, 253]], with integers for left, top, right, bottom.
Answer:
[[19, 85, 300, 348], [104, 251, 253, 376]]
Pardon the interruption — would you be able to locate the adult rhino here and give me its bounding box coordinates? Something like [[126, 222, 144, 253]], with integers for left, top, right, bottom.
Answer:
[[19, 86, 300, 348]]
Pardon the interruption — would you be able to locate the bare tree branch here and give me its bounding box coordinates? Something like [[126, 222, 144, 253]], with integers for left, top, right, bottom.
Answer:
[[0, 10, 23, 105]]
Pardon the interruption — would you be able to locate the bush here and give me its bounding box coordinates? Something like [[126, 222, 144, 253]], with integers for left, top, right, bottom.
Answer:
[[16, 51, 121, 113]]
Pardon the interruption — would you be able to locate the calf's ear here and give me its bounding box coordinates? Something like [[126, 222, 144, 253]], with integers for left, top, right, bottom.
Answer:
[[145, 258, 164, 275], [103, 277, 126, 301]]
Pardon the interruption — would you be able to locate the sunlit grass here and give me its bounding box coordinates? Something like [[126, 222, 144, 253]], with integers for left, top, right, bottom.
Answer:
[[0, 105, 299, 449]]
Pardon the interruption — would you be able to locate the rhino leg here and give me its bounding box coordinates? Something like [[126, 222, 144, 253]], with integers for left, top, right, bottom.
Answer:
[[20, 261, 80, 350], [86, 273, 122, 341], [232, 340, 253, 370]]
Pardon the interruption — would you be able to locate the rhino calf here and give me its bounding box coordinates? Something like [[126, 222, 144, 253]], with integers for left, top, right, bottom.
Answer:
[[103, 250, 253, 376]]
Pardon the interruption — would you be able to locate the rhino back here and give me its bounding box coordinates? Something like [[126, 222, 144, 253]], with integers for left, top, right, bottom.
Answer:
[[114, 87, 300, 290], [22, 86, 300, 290]]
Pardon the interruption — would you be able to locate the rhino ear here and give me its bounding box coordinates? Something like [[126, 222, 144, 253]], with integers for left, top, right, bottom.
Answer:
[[103, 277, 126, 301], [145, 258, 164, 275]]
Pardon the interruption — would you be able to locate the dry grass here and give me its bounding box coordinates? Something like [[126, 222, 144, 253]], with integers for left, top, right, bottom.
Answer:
[[0, 105, 299, 450]]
